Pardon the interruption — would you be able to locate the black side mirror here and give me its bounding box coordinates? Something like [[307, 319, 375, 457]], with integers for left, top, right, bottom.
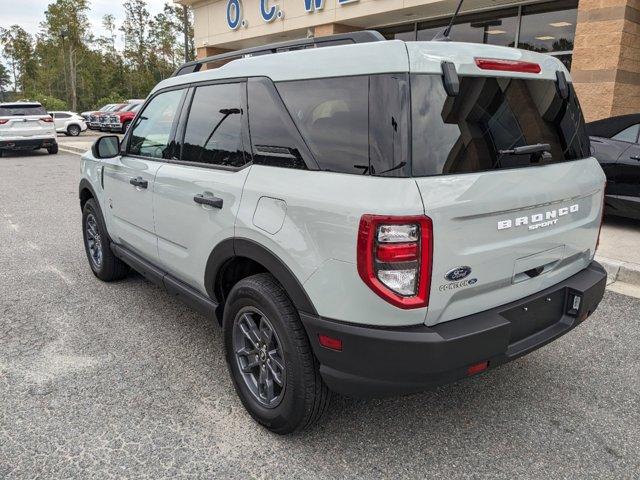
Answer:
[[556, 70, 570, 100], [441, 61, 460, 97], [92, 135, 120, 159]]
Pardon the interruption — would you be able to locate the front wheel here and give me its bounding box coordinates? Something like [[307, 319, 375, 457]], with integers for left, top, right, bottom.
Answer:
[[224, 273, 331, 434], [82, 198, 129, 281]]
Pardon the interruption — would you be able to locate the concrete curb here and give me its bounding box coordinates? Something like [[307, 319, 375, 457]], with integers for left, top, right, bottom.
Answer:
[[595, 255, 640, 287], [58, 144, 88, 155]]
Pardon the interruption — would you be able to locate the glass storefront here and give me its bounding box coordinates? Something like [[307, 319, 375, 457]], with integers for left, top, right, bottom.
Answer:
[[379, 0, 578, 70]]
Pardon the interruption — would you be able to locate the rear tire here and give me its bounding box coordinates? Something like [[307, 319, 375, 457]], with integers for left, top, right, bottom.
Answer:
[[47, 144, 58, 154], [82, 198, 129, 281], [224, 273, 331, 434], [67, 124, 81, 136]]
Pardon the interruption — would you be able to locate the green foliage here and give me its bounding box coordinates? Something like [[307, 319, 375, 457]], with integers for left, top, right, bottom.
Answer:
[[30, 94, 68, 111], [0, 0, 195, 111]]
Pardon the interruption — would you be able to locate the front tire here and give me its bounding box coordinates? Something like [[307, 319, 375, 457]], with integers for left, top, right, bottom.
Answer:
[[47, 144, 58, 154], [82, 198, 129, 281], [224, 273, 331, 434]]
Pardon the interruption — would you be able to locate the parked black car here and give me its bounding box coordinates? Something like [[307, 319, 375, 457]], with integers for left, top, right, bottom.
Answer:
[[588, 114, 640, 220]]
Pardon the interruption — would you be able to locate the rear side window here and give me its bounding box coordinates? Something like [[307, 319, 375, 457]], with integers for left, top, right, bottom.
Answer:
[[276, 75, 410, 176], [55, 113, 71, 119], [276, 77, 369, 174], [247, 78, 309, 169], [0, 105, 47, 116], [181, 83, 247, 168], [612, 124, 639, 143], [411, 74, 590, 176]]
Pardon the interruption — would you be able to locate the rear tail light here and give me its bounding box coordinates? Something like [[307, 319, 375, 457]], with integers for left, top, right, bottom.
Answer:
[[0, 119, 9, 125], [357, 215, 433, 309], [475, 58, 541, 74], [40, 116, 53, 123]]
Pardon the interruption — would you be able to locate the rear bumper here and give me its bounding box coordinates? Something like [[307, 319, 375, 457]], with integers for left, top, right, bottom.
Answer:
[[300, 261, 607, 397], [0, 137, 57, 150]]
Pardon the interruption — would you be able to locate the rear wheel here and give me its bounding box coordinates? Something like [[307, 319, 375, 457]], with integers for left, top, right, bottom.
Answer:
[[224, 273, 331, 434], [67, 124, 81, 136], [82, 198, 129, 281], [47, 144, 58, 154]]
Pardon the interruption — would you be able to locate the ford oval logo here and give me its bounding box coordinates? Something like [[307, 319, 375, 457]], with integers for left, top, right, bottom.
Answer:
[[445, 266, 472, 282]]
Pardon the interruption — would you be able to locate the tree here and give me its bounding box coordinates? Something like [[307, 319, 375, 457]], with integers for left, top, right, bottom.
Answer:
[[40, 0, 92, 111], [121, 0, 150, 71], [0, 26, 36, 94], [0, 62, 10, 101]]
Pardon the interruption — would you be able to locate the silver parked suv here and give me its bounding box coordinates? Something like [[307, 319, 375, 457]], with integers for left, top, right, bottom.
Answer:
[[79, 32, 607, 434]]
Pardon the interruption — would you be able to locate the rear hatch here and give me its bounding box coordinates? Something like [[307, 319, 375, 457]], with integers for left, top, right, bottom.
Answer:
[[0, 104, 53, 138], [406, 43, 605, 326]]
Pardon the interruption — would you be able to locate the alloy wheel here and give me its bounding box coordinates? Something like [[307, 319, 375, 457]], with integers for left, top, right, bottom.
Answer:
[[85, 213, 103, 269], [232, 307, 286, 408]]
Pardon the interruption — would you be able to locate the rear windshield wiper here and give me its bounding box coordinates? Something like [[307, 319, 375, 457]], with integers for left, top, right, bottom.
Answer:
[[498, 143, 551, 156], [498, 143, 552, 164]]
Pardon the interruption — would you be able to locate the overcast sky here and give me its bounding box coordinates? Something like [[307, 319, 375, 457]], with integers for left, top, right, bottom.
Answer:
[[0, 0, 171, 47]]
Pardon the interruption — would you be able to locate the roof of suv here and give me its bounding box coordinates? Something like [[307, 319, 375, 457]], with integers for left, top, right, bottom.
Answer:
[[153, 40, 570, 95]]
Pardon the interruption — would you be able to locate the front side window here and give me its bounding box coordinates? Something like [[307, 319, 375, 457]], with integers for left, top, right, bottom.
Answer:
[[128, 89, 184, 159], [411, 74, 590, 176], [612, 124, 640, 143], [181, 83, 246, 168]]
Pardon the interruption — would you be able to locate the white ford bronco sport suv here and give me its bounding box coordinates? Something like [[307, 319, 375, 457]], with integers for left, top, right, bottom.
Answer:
[[79, 31, 607, 434], [0, 101, 58, 155]]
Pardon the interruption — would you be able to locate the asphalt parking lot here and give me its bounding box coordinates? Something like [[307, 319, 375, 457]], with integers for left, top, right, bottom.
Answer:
[[1, 150, 639, 479]]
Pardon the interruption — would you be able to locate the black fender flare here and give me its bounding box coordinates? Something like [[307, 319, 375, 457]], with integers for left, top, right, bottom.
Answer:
[[79, 178, 99, 207], [204, 238, 318, 316]]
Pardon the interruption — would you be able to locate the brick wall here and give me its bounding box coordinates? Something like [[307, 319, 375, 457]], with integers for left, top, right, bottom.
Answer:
[[572, 0, 640, 121]]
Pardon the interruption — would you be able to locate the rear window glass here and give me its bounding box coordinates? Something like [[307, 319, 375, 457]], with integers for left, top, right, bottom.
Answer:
[[411, 74, 590, 176], [0, 105, 47, 116], [612, 124, 639, 143]]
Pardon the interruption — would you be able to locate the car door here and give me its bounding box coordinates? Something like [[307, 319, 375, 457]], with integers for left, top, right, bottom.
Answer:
[[53, 112, 68, 132], [612, 126, 640, 215], [153, 81, 251, 292], [602, 124, 639, 197], [102, 88, 186, 261]]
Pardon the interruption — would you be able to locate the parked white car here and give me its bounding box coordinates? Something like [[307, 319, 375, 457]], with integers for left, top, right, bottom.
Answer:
[[49, 111, 87, 136], [0, 101, 58, 155]]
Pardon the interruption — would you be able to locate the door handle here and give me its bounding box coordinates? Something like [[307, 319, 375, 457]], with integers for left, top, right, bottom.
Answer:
[[194, 194, 223, 209], [631, 155, 640, 161], [129, 176, 148, 188]]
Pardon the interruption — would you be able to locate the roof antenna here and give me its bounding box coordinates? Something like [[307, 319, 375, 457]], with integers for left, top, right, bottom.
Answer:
[[432, 0, 465, 41]]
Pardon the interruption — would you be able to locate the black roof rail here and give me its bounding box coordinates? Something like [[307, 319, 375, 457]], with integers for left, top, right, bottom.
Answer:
[[172, 30, 385, 77]]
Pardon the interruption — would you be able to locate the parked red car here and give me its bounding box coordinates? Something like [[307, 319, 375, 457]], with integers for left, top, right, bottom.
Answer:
[[105, 103, 143, 134]]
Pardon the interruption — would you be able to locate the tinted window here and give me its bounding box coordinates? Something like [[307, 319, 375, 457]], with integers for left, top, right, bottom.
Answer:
[[369, 75, 410, 177], [411, 74, 590, 176], [0, 105, 47, 116], [612, 124, 639, 143], [247, 78, 309, 169], [128, 89, 184, 159], [277, 77, 368, 174], [181, 83, 246, 167]]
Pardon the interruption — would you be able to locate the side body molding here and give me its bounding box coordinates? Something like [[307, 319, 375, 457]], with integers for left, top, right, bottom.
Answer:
[[204, 238, 318, 316]]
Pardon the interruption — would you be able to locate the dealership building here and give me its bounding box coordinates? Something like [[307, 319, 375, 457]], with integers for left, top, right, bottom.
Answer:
[[175, 0, 640, 121]]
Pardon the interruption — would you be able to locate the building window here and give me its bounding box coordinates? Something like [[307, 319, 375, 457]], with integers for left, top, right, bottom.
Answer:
[[378, 1, 578, 70]]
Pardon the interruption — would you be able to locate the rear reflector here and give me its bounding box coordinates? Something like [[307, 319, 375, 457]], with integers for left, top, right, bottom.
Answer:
[[467, 361, 489, 376], [475, 58, 541, 74], [376, 243, 418, 263], [318, 334, 343, 351]]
